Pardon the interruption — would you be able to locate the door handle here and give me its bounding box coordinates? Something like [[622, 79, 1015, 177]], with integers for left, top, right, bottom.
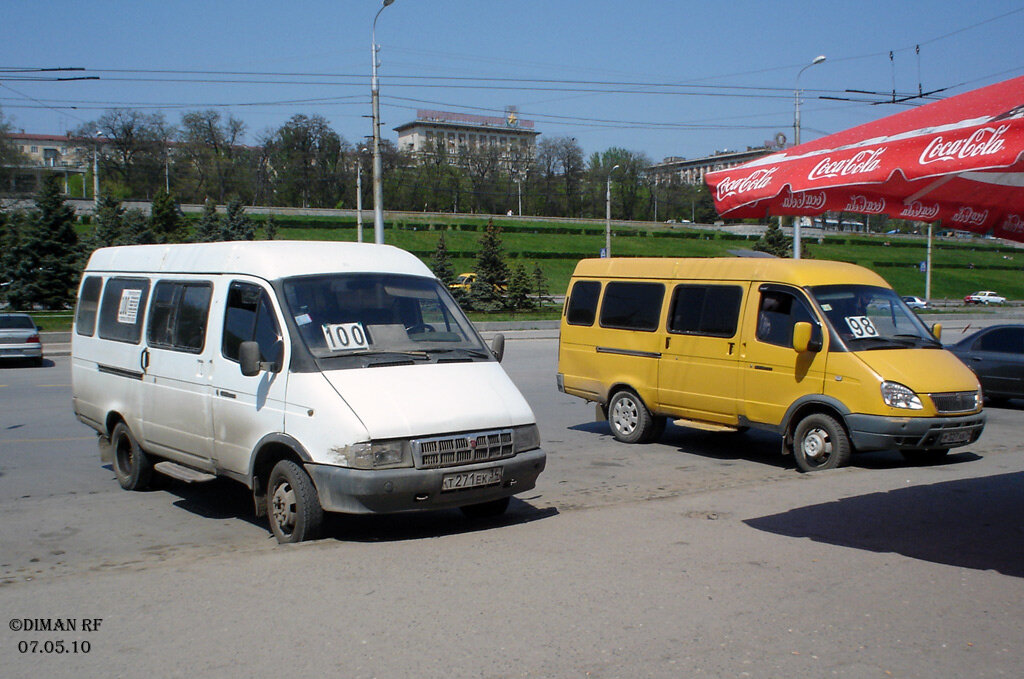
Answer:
[[217, 390, 237, 399], [140, 348, 150, 372]]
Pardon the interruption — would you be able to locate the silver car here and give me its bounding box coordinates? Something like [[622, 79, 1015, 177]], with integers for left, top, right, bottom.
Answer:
[[0, 313, 43, 366]]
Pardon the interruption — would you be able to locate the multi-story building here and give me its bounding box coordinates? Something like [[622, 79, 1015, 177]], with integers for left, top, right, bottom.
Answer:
[[394, 108, 540, 165], [646, 142, 783, 186], [2, 133, 101, 195]]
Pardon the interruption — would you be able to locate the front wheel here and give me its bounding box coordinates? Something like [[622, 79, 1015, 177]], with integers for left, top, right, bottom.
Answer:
[[608, 390, 657, 443], [267, 460, 324, 543], [111, 421, 153, 490], [793, 413, 851, 472]]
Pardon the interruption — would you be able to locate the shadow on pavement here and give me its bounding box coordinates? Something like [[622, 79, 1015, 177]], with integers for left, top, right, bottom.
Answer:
[[161, 476, 557, 542], [744, 471, 1024, 577]]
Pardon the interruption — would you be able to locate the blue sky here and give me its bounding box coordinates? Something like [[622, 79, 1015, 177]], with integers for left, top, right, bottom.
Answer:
[[2, 1, 1022, 162]]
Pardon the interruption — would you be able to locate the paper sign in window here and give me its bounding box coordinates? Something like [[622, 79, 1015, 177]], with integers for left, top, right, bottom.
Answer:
[[322, 322, 370, 352], [117, 289, 142, 324], [845, 316, 878, 338]]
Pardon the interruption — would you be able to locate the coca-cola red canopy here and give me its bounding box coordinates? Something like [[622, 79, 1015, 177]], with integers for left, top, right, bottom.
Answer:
[[705, 75, 1024, 241]]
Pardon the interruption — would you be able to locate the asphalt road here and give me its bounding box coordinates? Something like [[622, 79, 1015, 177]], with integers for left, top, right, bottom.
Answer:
[[1, 339, 1023, 678]]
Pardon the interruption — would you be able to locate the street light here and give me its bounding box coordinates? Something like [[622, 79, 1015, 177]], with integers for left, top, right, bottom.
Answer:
[[605, 164, 620, 257], [371, 0, 396, 245], [93, 130, 102, 209], [792, 54, 826, 259]]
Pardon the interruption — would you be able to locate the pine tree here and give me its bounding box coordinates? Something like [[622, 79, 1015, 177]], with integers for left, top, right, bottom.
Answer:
[[470, 219, 509, 311], [123, 208, 156, 245], [192, 200, 221, 242], [8, 176, 80, 309], [222, 199, 254, 241], [507, 263, 534, 311], [430, 232, 456, 287], [264, 213, 278, 240], [90, 195, 126, 249], [150, 189, 183, 243], [532, 264, 550, 307], [753, 220, 791, 258]]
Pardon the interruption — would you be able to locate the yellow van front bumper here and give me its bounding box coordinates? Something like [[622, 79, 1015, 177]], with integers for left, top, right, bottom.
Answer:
[[845, 413, 986, 452]]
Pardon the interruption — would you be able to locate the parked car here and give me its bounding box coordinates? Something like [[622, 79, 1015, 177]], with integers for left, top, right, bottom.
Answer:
[[0, 313, 43, 366], [964, 290, 1006, 305], [948, 324, 1024, 402], [902, 296, 929, 310]]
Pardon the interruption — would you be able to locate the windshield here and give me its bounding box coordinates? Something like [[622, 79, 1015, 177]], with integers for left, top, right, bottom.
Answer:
[[809, 284, 940, 350], [282, 272, 488, 364], [0, 315, 35, 330]]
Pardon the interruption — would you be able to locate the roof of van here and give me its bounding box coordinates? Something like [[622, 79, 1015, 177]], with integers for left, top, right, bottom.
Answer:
[[571, 257, 889, 288], [84, 241, 434, 280]]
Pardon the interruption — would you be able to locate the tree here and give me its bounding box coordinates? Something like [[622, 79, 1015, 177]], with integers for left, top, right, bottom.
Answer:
[[122, 208, 156, 245], [149, 189, 183, 242], [0, 107, 27, 193], [507, 263, 533, 311], [192, 200, 221, 242], [222, 199, 254, 241], [753, 220, 790, 257], [266, 114, 347, 208], [264, 213, 278, 240], [178, 109, 249, 203], [430, 232, 456, 287], [470, 219, 509, 311], [74, 109, 167, 199], [5, 175, 80, 309], [90, 195, 127, 249], [532, 264, 550, 306]]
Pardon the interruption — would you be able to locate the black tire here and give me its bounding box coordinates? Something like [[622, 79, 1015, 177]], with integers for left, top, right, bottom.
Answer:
[[900, 448, 950, 465], [793, 413, 851, 472], [267, 459, 324, 543], [460, 496, 510, 520], [608, 390, 657, 443], [111, 421, 153, 490]]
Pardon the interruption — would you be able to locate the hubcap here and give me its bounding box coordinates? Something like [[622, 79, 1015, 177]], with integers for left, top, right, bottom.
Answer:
[[271, 482, 297, 534], [612, 398, 638, 435], [802, 427, 831, 460]]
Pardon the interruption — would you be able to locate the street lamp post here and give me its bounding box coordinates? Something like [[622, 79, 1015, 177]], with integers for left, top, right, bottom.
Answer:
[[371, 0, 395, 245], [356, 158, 364, 242], [605, 164, 620, 258], [792, 54, 826, 259], [93, 130, 101, 209]]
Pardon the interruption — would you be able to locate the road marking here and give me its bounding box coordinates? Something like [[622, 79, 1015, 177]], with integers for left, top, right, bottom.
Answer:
[[38, 384, 71, 388]]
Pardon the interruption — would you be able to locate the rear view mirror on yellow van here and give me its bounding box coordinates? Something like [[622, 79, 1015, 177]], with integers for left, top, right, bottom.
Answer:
[[931, 323, 942, 341], [792, 321, 818, 353]]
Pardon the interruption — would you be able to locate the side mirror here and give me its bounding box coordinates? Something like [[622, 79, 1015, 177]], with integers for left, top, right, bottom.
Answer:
[[491, 333, 505, 363], [931, 323, 942, 342], [792, 322, 820, 353], [239, 340, 283, 377]]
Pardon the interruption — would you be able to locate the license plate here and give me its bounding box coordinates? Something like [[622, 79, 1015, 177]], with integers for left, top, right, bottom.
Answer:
[[939, 430, 972, 445], [441, 466, 502, 492]]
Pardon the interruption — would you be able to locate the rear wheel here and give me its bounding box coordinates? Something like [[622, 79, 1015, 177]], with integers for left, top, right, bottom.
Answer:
[[111, 421, 153, 490], [900, 448, 949, 465], [793, 413, 851, 472], [608, 390, 657, 443], [267, 460, 324, 543]]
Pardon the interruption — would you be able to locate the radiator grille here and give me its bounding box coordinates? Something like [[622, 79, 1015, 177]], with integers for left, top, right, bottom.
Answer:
[[414, 430, 514, 469], [929, 391, 978, 414]]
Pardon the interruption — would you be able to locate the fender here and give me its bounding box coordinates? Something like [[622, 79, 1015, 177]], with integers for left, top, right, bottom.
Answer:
[[780, 394, 852, 434]]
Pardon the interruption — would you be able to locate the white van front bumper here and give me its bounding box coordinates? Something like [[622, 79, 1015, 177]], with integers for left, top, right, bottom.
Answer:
[[305, 448, 546, 514]]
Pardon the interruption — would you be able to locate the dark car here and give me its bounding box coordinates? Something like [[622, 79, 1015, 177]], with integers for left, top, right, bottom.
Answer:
[[948, 324, 1024, 402], [0, 313, 43, 366]]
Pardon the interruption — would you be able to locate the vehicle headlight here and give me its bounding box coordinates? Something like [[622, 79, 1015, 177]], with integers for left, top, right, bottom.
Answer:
[[512, 424, 541, 453], [881, 381, 923, 410], [332, 440, 411, 469]]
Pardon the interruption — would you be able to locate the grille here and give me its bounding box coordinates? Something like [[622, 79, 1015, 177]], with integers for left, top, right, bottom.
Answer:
[[929, 391, 978, 414], [414, 429, 514, 469]]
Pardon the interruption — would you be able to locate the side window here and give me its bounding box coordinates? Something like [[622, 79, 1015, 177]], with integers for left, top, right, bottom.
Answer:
[[977, 328, 1024, 354], [566, 281, 601, 326], [98, 278, 150, 344], [223, 282, 281, 362], [147, 281, 213, 353], [756, 289, 817, 348], [600, 282, 665, 332], [669, 285, 742, 338], [75, 276, 103, 337]]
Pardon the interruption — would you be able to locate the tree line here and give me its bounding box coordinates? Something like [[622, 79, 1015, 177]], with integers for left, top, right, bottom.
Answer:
[[2, 106, 719, 223]]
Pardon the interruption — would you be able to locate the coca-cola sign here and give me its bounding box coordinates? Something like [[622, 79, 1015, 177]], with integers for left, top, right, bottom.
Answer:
[[1000, 214, 1024, 234], [951, 206, 989, 227], [919, 125, 1008, 166], [780, 191, 826, 211], [844, 195, 886, 214], [715, 168, 777, 201], [898, 201, 941, 221], [808, 148, 885, 181]]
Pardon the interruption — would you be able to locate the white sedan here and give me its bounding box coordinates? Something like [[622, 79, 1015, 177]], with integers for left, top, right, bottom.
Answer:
[[964, 291, 1007, 305]]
